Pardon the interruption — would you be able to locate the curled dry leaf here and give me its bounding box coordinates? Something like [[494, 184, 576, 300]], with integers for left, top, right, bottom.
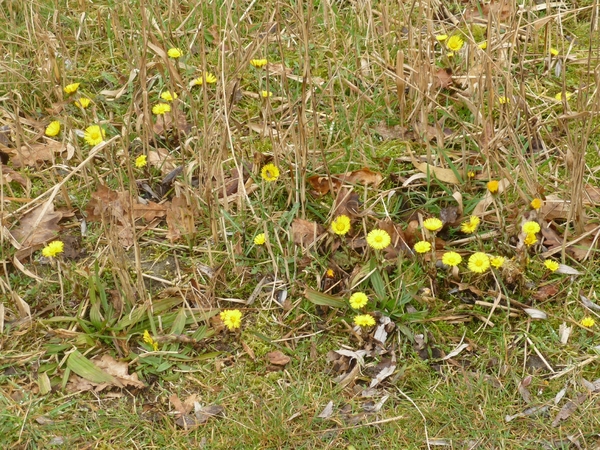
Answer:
[[1, 166, 29, 188], [409, 151, 460, 185], [10, 141, 65, 168], [434, 68, 453, 89], [147, 148, 177, 175], [267, 350, 291, 367], [291, 218, 324, 247], [11, 202, 63, 260]]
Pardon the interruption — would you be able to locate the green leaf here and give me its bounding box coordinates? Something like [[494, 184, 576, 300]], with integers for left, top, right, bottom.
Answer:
[[66, 350, 117, 384], [304, 289, 346, 308]]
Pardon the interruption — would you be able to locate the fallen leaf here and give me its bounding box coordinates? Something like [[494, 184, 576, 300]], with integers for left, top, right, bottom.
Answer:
[[552, 393, 587, 427], [166, 194, 196, 242], [373, 121, 409, 141], [291, 218, 324, 247], [307, 168, 383, 196], [152, 108, 191, 136], [317, 401, 334, 419], [518, 375, 533, 404], [532, 283, 560, 301], [369, 357, 396, 388], [93, 355, 146, 389], [9, 141, 64, 167], [473, 178, 510, 216], [85, 184, 166, 223], [147, 148, 177, 174], [434, 68, 453, 89], [1, 166, 29, 188], [409, 152, 460, 185], [267, 350, 291, 367], [175, 405, 224, 429], [11, 203, 63, 260], [333, 187, 361, 218]]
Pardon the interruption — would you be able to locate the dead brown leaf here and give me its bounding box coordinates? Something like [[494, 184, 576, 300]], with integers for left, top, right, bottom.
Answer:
[[267, 350, 291, 368], [532, 283, 560, 301], [1, 166, 29, 188], [166, 194, 196, 242], [152, 108, 191, 136], [85, 184, 166, 224], [10, 141, 64, 167], [410, 152, 460, 185], [11, 203, 63, 260], [307, 168, 383, 196], [552, 393, 587, 427], [148, 148, 177, 175], [175, 405, 224, 429], [373, 121, 410, 141], [434, 68, 453, 89], [93, 355, 146, 389], [291, 218, 324, 247], [333, 187, 361, 218]]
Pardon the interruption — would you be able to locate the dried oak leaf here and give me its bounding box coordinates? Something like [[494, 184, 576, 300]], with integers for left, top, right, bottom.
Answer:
[[11, 203, 63, 260], [10, 141, 65, 168], [267, 351, 291, 369], [291, 218, 324, 247], [1, 166, 29, 188], [434, 68, 453, 89], [85, 184, 166, 223], [93, 355, 146, 389]]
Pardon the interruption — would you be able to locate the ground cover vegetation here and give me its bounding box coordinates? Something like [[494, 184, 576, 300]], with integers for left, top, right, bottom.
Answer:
[[1, 0, 600, 448]]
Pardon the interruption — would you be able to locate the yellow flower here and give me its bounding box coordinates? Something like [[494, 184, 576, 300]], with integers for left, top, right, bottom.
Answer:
[[478, 41, 487, 50], [524, 233, 538, 246], [468, 171, 476, 178], [414, 241, 432, 254], [220, 309, 242, 331], [135, 155, 147, 168], [497, 96, 509, 105], [423, 217, 443, 232], [325, 268, 335, 278], [250, 58, 268, 68], [167, 47, 182, 58], [143, 330, 159, 351], [435, 34, 448, 41], [331, 215, 351, 236], [522, 221, 540, 235], [555, 92, 572, 101], [260, 163, 280, 182], [152, 103, 171, 115], [461, 216, 480, 234], [468, 252, 490, 273], [74, 97, 90, 108], [544, 259, 559, 272], [580, 316, 595, 328], [254, 233, 266, 245], [550, 48, 559, 56], [349, 292, 369, 309], [42, 240, 64, 258], [442, 251, 462, 267], [530, 198, 543, 210], [84, 125, 105, 146], [490, 256, 505, 268], [366, 229, 391, 250], [64, 83, 80, 94], [160, 91, 178, 102], [260, 90, 273, 98], [45, 121, 60, 137], [353, 314, 376, 327], [193, 72, 217, 86], [487, 180, 499, 193], [446, 35, 464, 52]]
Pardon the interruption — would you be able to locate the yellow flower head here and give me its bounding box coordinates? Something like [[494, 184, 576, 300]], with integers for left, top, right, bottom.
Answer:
[[45, 121, 61, 137], [353, 314, 376, 327], [349, 292, 369, 309], [555, 92, 572, 102], [254, 233, 266, 245], [74, 97, 91, 109], [325, 268, 335, 278], [522, 221, 540, 235], [414, 241, 432, 254], [490, 256, 505, 268], [423, 217, 443, 232], [64, 83, 80, 94], [497, 96, 509, 105], [250, 58, 268, 68], [442, 251, 462, 267], [331, 215, 351, 236], [530, 198, 543, 210], [580, 316, 595, 328], [143, 330, 159, 351], [367, 229, 391, 250], [487, 180, 499, 193], [260, 163, 280, 182], [524, 233, 538, 246], [167, 47, 183, 58], [84, 125, 105, 146], [160, 91, 178, 102], [220, 309, 242, 331], [152, 103, 171, 115], [42, 240, 64, 258], [468, 171, 476, 178], [461, 216, 480, 234], [478, 41, 487, 50], [260, 90, 273, 98], [193, 72, 217, 86], [446, 35, 464, 52], [435, 34, 448, 41], [544, 259, 559, 272], [550, 48, 559, 57], [468, 252, 490, 274], [135, 155, 147, 168]]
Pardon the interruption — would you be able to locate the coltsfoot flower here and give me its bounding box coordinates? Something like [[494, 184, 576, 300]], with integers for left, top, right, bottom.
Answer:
[[522, 221, 541, 235], [498, 96, 509, 105], [353, 314, 376, 327], [64, 83, 80, 94], [487, 180, 499, 193], [250, 58, 268, 68], [331, 215, 351, 236], [461, 216, 480, 234], [423, 217, 443, 232], [260, 163, 280, 182], [84, 125, 105, 146], [490, 256, 505, 268], [143, 330, 159, 351], [468, 252, 490, 273], [544, 259, 559, 272], [580, 316, 595, 328], [220, 309, 243, 331], [349, 292, 369, 309], [193, 72, 217, 85], [366, 229, 391, 250], [160, 91, 178, 102], [260, 90, 273, 98], [152, 103, 171, 115], [167, 47, 182, 58], [74, 97, 90, 108], [135, 155, 147, 168], [524, 233, 538, 246], [414, 241, 432, 254], [442, 251, 462, 267], [45, 121, 60, 137], [42, 241, 64, 258], [530, 198, 543, 210], [446, 35, 464, 52], [254, 233, 266, 245]]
